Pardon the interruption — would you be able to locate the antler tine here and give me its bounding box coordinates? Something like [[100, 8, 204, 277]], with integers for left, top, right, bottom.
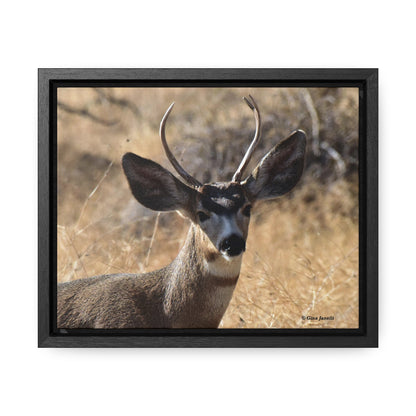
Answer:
[[232, 95, 262, 183], [159, 102, 202, 188]]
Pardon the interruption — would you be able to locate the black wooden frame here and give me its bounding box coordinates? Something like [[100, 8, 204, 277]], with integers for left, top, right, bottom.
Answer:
[[38, 68, 378, 347]]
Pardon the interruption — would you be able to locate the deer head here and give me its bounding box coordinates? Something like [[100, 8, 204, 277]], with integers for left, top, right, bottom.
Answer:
[[122, 96, 306, 259]]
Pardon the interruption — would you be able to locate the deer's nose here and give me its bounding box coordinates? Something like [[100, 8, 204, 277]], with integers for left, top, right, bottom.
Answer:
[[219, 234, 246, 257]]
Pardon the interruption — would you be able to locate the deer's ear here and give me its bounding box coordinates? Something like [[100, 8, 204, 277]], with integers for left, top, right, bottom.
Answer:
[[242, 130, 306, 201], [122, 152, 196, 213]]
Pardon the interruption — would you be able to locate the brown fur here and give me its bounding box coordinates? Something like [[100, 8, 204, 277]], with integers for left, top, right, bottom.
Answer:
[[58, 224, 239, 328]]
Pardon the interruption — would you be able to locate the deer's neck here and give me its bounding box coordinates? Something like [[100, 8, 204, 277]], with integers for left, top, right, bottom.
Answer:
[[163, 224, 242, 327]]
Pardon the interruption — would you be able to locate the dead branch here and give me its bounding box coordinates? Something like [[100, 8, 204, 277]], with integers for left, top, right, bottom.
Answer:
[[300, 88, 320, 156], [320, 141, 346, 176], [57, 101, 120, 126], [94, 88, 141, 119], [300, 88, 347, 177]]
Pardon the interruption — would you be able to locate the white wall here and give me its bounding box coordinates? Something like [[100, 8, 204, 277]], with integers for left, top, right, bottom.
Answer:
[[1, 1, 414, 415]]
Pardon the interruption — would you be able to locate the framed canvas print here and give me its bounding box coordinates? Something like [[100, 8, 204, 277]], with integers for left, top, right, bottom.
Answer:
[[38, 68, 378, 347]]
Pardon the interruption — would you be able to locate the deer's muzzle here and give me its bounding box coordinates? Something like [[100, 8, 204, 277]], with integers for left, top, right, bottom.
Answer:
[[219, 234, 246, 257]]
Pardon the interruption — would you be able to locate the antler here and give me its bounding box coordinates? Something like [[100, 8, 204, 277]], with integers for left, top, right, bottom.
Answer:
[[159, 102, 202, 188], [232, 95, 262, 183]]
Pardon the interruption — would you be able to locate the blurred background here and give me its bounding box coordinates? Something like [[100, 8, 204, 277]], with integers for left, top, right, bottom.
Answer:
[[57, 87, 358, 328]]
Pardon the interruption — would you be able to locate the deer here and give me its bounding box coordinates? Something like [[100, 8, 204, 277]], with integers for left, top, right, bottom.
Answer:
[[57, 96, 306, 329]]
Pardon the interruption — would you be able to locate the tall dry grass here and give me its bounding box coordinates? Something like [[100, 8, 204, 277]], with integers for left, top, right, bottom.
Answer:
[[57, 87, 359, 328]]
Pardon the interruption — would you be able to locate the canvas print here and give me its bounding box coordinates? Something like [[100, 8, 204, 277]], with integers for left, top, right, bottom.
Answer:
[[56, 87, 359, 329]]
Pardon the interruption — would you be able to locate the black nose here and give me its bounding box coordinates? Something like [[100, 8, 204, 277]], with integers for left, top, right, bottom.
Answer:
[[219, 234, 246, 257]]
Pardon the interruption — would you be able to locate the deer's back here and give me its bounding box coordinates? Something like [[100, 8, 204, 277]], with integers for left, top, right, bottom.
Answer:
[[57, 271, 168, 329]]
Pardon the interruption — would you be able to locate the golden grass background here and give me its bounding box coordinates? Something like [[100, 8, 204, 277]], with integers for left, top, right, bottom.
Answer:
[[57, 87, 358, 328]]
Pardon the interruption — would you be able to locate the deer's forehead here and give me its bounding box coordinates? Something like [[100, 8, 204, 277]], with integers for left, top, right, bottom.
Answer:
[[197, 183, 247, 214]]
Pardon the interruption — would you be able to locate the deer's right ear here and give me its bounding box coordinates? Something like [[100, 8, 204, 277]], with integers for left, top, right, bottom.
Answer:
[[122, 152, 196, 213]]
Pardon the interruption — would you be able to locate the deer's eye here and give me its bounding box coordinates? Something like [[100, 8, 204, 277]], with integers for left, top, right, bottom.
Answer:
[[242, 205, 252, 217], [197, 211, 210, 222]]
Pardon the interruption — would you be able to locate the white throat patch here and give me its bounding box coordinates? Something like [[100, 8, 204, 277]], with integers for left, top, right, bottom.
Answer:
[[203, 254, 243, 278]]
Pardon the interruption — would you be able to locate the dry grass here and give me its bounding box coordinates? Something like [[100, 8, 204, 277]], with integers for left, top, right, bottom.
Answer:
[[57, 86, 359, 328]]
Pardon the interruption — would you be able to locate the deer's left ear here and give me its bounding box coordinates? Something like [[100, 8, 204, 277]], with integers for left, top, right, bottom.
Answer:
[[242, 130, 306, 201]]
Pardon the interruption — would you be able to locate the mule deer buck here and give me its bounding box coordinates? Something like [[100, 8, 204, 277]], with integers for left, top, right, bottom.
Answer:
[[58, 96, 306, 329]]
